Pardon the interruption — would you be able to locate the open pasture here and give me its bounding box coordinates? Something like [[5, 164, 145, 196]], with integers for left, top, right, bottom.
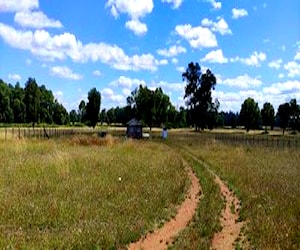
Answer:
[[0, 135, 188, 249], [167, 131, 300, 249]]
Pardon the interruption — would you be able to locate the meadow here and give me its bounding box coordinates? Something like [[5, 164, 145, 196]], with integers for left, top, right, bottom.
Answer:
[[0, 128, 299, 249], [167, 131, 300, 249], [0, 135, 188, 249]]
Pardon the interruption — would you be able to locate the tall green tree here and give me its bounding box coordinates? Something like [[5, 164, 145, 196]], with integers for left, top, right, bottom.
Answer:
[[78, 100, 86, 123], [0, 79, 13, 123], [69, 109, 78, 125], [127, 85, 172, 130], [52, 100, 69, 125], [277, 102, 290, 135], [261, 102, 275, 133], [39, 85, 54, 124], [289, 99, 300, 133], [239, 97, 260, 132], [86, 88, 101, 128], [11, 82, 25, 123], [24, 77, 41, 127], [182, 62, 217, 130]]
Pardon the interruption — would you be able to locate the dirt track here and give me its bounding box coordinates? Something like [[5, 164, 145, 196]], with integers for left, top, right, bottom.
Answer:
[[128, 166, 201, 250], [128, 150, 244, 250]]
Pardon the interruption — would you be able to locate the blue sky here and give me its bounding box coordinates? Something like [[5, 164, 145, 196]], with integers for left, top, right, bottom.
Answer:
[[0, 0, 299, 112]]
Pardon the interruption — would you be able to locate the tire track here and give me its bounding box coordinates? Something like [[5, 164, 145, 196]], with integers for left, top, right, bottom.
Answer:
[[128, 163, 201, 250]]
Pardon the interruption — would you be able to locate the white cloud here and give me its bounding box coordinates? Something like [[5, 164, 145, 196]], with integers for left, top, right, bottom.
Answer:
[[106, 0, 153, 19], [176, 66, 185, 72], [268, 59, 282, 69], [157, 45, 186, 57], [93, 70, 102, 76], [175, 24, 218, 49], [8, 73, 21, 81], [106, 0, 153, 35], [0, 0, 38, 12], [262, 80, 300, 107], [201, 18, 232, 35], [295, 52, 300, 61], [0, 23, 158, 71], [50, 66, 83, 80], [158, 59, 168, 65], [278, 73, 285, 79], [219, 74, 262, 89], [232, 51, 266, 67], [201, 49, 228, 63], [206, 0, 221, 10], [14, 11, 63, 29], [172, 58, 178, 64], [284, 61, 300, 78], [232, 8, 248, 19], [125, 19, 147, 36], [110, 76, 146, 89], [161, 0, 183, 9], [101, 87, 125, 104]]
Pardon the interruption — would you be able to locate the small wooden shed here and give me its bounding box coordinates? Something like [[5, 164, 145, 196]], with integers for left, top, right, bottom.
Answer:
[[126, 118, 142, 139]]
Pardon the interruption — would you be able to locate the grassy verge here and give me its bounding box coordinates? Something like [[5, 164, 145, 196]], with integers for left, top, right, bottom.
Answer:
[[168, 132, 299, 249], [165, 140, 223, 249], [0, 135, 188, 249]]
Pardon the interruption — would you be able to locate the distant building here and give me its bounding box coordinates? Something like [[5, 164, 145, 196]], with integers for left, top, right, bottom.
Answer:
[[126, 118, 142, 139]]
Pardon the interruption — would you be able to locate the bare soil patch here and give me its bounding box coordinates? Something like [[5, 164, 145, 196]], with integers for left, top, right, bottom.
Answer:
[[128, 166, 201, 250], [211, 176, 245, 250]]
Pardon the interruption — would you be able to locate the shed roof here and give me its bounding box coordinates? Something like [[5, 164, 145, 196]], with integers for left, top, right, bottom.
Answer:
[[127, 118, 142, 126]]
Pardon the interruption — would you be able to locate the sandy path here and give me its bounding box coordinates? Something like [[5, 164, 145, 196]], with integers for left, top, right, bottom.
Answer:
[[128, 166, 201, 250], [211, 175, 244, 250], [184, 151, 245, 250]]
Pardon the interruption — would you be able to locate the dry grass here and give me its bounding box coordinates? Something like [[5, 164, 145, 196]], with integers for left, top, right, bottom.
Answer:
[[168, 132, 299, 249], [0, 136, 188, 249]]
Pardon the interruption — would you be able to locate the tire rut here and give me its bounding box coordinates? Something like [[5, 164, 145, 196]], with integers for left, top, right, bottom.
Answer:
[[183, 150, 245, 250], [128, 162, 201, 250]]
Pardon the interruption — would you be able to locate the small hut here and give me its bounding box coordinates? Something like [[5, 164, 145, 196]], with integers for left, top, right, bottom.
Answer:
[[126, 118, 142, 139]]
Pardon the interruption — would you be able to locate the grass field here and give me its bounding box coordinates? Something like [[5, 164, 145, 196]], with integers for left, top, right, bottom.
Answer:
[[0, 135, 188, 249], [167, 131, 300, 249]]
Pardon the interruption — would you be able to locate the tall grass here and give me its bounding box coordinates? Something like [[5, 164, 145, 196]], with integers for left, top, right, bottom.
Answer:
[[168, 132, 299, 249], [0, 136, 188, 249]]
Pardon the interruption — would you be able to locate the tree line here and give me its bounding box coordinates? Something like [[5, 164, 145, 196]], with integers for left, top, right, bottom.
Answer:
[[1, 61, 299, 134]]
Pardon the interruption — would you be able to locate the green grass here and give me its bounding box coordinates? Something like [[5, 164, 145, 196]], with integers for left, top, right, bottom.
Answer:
[[0, 136, 188, 249], [165, 141, 223, 250], [168, 131, 300, 249]]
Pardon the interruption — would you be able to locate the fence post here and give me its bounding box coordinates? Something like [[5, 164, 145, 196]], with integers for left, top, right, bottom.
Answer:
[[18, 127, 20, 139]]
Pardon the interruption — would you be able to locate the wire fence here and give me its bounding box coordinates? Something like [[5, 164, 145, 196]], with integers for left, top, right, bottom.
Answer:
[[1, 127, 299, 148]]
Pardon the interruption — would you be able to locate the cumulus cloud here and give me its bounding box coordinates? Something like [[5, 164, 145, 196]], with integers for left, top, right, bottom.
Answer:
[[161, 0, 184, 9], [14, 11, 63, 29], [101, 87, 125, 104], [205, 0, 221, 10], [284, 61, 300, 77], [232, 8, 248, 19], [201, 18, 232, 35], [0, 0, 38, 12], [125, 19, 147, 36], [8, 73, 21, 81], [0, 23, 159, 71], [231, 51, 266, 67], [201, 49, 228, 64], [268, 59, 282, 69], [157, 45, 186, 57], [106, 0, 153, 35], [93, 70, 102, 76], [219, 74, 262, 89], [175, 24, 218, 49], [176, 66, 185, 72], [50, 66, 83, 80], [110, 76, 146, 89]]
